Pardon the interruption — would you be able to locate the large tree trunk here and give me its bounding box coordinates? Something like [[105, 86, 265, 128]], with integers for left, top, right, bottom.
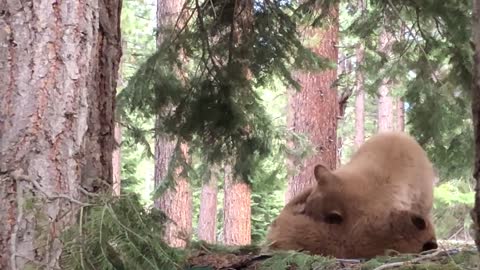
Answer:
[[223, 164, 251, 245], [154, 0, 192, 248], [197, 167, 219, 243], [377, 28, 394, 132], [285, 4, 339, 202], [0, 1, 121, 269], [471, 0, 480, 251]]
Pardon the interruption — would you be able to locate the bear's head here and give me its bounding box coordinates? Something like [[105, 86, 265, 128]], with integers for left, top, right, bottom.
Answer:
[[380, 210, 438, 254], [301, 164, 349, 225], [340, 210, 437, 258]]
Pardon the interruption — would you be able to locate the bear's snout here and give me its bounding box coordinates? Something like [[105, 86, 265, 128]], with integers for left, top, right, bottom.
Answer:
[[421, 240, 438, 252]]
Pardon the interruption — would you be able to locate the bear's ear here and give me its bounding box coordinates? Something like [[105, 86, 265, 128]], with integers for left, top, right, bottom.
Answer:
[[314, 164, 333, 186]]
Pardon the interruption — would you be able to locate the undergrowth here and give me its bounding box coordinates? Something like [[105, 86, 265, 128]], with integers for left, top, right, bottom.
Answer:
[[59, 193, 479, 270], [60, 193, 185, 270]]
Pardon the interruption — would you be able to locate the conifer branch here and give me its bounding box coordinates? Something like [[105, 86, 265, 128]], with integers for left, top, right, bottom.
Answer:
[[386, 0, 440, 83]]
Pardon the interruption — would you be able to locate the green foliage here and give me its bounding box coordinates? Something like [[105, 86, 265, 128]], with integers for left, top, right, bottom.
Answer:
[[115, 0, 477, 250], [61, 194, 184, 270], [337, 0, 475, 241], [260, 251, 336, 270], [433, 182, 474, 239], [251, 191, 284, 244], [345, 0, 474, 182], [116, 0, 157, 201], [120, 0, 157, 81], [120, 114, 155, 203], [435, 182, 474, 206], [119, 0, 334, 181]]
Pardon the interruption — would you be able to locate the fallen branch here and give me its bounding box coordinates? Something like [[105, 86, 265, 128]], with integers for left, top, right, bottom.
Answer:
[[11, 169, 91, 207], [373, 249, 453, 270]]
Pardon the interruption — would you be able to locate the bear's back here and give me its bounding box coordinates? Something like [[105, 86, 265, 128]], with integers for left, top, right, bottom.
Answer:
[[336, 131, 435, 214]]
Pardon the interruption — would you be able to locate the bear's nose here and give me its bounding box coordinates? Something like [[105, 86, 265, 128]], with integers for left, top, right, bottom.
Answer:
[[422, 240, 438, 252]]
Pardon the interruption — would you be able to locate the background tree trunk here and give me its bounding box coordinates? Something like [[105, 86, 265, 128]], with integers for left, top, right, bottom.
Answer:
[[112, 38, 127, 196], [223, 164, 251, 245], [154, 0, 192, 248], [197, 167, 218, 243], [396, 98, 405, 131], [112, 122, 122, 196], [154, 142, 192, 247], [285, 4, 339, 202], [0, 0, 121, 268], [337, 52, 352, 167], [471, 0, 480, 251], [355, 72, 365, 148], [377, 28, 394, 132], [222, 0, 254, 246], [354, 0, 366, 149]]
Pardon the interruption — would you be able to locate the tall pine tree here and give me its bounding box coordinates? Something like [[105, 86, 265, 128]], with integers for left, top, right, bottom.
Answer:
[[154, 0, 193, 248], [377, 28, 395, 132], [286, 3, 340, 202], [471, 0, 480, 251], [354, 0, 366, 148], [222, 0, 255, 245], [0, 0, 121, 268]]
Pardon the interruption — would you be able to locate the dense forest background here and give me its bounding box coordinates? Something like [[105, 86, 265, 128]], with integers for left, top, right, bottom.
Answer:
[[119, 0, 474, 244]]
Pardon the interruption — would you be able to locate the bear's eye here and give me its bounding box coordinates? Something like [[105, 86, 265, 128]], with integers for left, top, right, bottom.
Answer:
[[411, 215, 426, 230], [324, 212, 343, 224]]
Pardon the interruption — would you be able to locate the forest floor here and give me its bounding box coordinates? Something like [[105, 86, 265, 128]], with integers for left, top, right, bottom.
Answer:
[[185, 240, 479, 270]]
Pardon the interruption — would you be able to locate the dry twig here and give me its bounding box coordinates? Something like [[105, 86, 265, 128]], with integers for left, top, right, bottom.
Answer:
[[373, 249, 451, 270]]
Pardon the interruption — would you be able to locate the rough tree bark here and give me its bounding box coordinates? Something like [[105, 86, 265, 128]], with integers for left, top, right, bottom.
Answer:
[[285, 4, 339, 202], [154, 142, 192, 247], [377, 28, 395, 132], [471, 0, 480, 251], [198, 167, 218, 243], [354, 0, 366, 149], [223, 164, 251, 245], [154, 0, 192, 248], [0, 0, 121, 269]]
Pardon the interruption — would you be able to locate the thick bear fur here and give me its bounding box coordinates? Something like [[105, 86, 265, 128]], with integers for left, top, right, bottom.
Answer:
[[265, 131, 437, 259]]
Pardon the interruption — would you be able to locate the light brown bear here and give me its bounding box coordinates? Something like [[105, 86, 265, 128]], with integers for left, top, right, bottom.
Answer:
[[265, 131, 438, 259]]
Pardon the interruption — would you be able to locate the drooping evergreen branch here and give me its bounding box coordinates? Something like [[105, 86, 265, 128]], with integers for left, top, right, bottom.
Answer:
[[119, 0, 334, 180], [339, 0, 474, 182]]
